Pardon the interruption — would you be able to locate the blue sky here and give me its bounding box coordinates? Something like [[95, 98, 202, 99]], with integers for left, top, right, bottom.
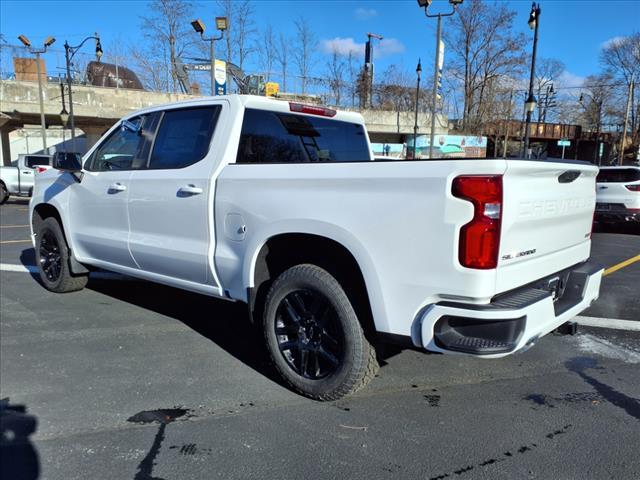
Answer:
[[1, 0, 638, 89]]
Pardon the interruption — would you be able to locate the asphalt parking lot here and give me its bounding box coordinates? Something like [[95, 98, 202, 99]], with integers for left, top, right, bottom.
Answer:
[[1, 198, 639, 480]]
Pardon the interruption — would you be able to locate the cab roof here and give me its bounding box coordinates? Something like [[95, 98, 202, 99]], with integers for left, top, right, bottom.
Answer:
[[124, 94, 365, 125]]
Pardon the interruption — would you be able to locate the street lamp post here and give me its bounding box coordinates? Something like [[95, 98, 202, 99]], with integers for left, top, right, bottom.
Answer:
[[59, 81, 69, 151], [522, 2, 541, 159], [64, 33, 103, 151], [413, 59, 422, 159], [18, 34, 56, 153], [191, 17, 227, 95], [417, 0, 463, 160]]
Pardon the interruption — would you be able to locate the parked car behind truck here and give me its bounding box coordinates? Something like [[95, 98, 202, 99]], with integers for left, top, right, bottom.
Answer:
[[595, 166, 640, 225], [29, 95, 603, 400], [0, 154, 51, 204]]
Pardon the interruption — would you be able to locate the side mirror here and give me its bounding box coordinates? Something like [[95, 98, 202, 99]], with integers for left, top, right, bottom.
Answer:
[[52, 152, 82, 172]]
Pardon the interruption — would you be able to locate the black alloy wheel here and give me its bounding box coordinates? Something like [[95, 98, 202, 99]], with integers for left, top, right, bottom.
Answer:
[[35, 217, 88, 293], [275, 289, 344, 380], [39, 230, 62, 282], [262, 264, 378, 401]]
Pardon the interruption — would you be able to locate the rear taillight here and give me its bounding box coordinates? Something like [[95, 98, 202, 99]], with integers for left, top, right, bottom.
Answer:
[[452, 175, 503, 269], [625, 184, 640, 192], [36, 167, 48, 173], [289, 102, 337, 117]]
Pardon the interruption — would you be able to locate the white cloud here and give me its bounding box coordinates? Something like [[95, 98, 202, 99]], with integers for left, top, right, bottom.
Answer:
[[558, 70, 585, 88], [378, 38, 405, 56], [355, 8, 378, 20], [601, 36, 625, 49], [321, 37, 405, 58]]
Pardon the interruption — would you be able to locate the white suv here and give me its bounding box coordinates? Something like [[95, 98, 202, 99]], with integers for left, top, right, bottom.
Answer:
[[595, 166, 640, 224]]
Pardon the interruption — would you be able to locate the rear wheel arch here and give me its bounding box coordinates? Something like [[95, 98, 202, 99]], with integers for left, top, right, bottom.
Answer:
[[248, 233, 375, 337]]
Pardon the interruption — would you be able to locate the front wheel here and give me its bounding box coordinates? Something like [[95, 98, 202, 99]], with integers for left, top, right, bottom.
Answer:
[[35, 217, 88, 293], [0, 182, 8, 204], [262, 264, 378, 401]]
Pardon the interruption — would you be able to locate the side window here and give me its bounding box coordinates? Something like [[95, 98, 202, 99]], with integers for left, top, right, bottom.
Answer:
[[87, 116, 146, 171], [236, 108, 370, 164], [147, 106, 220, 170], [25, 156, 50, 168]]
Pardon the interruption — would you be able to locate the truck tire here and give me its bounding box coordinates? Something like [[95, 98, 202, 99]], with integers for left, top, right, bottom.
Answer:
[[262, 264, 378, 401], [0, 182, 8, 205], [35, 217, 88, 293]]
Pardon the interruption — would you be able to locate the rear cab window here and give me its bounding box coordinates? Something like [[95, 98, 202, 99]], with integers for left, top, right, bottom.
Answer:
[[24, 155, 51, 168], [596, 168, 640, 183], [236, 108, 371, 164]]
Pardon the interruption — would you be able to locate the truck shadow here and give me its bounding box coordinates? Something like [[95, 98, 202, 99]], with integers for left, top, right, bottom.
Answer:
[[592, 222, 639, 235], [86, 278, 283, 385]]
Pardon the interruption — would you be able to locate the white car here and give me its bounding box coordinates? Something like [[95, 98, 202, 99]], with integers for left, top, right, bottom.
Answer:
[[29, 95, 603, 400], [595, 166, 640, 224]]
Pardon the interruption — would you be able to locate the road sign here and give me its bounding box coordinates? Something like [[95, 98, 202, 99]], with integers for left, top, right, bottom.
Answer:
[[184, 63, 211, 71], [557, 139, 571, 147]]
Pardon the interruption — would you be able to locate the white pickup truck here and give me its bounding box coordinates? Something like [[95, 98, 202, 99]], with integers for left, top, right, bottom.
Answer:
[[0, 154, 52, 204], [29, 95, 603, 400]]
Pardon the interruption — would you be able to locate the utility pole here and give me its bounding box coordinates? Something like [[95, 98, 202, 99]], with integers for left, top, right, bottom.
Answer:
[[18, 34, 56, 153], [364, 32, 383, 108], [429, 16, 443, 160], [413, 59, 422, 159], [417, 0, 462, 159], [523, 2, 541, 159], [619, 76, 634, 165]]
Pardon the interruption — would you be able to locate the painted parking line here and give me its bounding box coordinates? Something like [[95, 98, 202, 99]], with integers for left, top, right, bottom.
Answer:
[[573, 315, 640, 331], [0, 239, 32, 244], [0, 263, 136, 281], [0, 225, 30, 228], [604, 254, 640, 277]]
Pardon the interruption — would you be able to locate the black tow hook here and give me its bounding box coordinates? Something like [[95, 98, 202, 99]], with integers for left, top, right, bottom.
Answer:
[[554, 321, 578, 336]]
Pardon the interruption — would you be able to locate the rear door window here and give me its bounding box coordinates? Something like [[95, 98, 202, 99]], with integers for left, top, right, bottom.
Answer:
[[236, 108, 370, 164], [147, 106, 221, 170], [596, 168, 640, 183]]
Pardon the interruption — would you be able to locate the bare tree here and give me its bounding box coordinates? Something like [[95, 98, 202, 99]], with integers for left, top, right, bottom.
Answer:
[[345, 51, 360, 108], [134, 0, 199, 93], [374, 64, 428, 113], [274, 33, 289, 92], [257, 24, 276, 82], [216, 0, 256, 71], [600, 33, 640, 148], [444, 0, 526, 133], [534, 58, 565, 123], [293, 16, 317, 94], [326, 47, 345, 106]]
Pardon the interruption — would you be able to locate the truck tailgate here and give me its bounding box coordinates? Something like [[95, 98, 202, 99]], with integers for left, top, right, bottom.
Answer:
[[497, 160, 597, 291]]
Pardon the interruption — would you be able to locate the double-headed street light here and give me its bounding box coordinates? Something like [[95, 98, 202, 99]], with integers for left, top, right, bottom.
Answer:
[[191, 17, 227, 95], [18, 34, 56, 153], [522, 2, 541, 159], [64, 33, 103, 151], [417, 0, 463, 159]]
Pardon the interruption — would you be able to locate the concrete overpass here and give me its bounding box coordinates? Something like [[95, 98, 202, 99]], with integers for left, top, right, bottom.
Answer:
[[0, 80, 447, 164]]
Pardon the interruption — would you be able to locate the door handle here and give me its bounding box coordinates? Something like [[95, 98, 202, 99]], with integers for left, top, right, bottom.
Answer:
[[178, 185, 203, 196], [108, 182, 127, 193], [22, 171, 32, 175]]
